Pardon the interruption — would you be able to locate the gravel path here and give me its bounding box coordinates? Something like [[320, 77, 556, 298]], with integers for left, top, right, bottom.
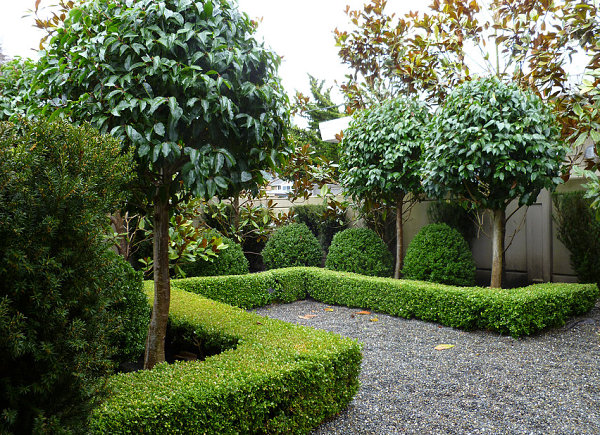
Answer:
[[253, 299, 600, 434]]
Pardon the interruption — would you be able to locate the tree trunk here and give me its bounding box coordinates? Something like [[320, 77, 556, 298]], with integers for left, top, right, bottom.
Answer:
[[110, 210, 129, 261], [144, 195, 171, 370], [394, 194, 405, 279], [490, 208, 505, 288]]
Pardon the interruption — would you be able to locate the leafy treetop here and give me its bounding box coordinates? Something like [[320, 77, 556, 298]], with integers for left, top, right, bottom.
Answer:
[[35, 0, 289, 201], [423, 76, 566, 211]]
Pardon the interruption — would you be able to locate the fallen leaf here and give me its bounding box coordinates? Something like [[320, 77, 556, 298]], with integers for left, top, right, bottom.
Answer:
[[434, 344, 455, 351], [298, 314, 317, 320], [324, 308, 334, 312], [356, 310, 371, 315], [370, 317, 379, 322]]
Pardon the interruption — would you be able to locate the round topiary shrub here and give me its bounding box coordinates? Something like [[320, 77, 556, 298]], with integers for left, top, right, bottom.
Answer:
[[325, 228, 394, 277], [402, 223, 476, 286], [180, 229, 249, 277], [262, 223, 323, 269]]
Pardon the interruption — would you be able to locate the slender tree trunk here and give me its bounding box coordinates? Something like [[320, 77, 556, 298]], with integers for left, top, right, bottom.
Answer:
[[144, 195, 171, 370], [490, 208, 505, 288], [394, 193, 405, 279], [111, 210, 129, 261]]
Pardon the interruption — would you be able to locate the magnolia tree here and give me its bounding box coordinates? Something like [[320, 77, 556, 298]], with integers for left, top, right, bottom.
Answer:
[[34, 0, 288, 369], [423, 77, 566, 288], [340, 96, 429, 278]]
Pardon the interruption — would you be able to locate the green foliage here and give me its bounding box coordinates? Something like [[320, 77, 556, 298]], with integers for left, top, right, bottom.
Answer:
[[291, 204, 348, 251], [103, 252, 150, 365], [90, 284, 362, 433], [262, 223, 323, 269], [35, 0, 289, 200], [553, 191, 600, 286], [168, 267, 598, 338], [180, 229, 249, 277], [340, 96, 429, 205], [427, 200, 476, 241], [423, 76, 566, 209], [306, 268, 598, 338], [325, 228, 394, 277], [0, 58, 38, 120], [402, 223, 476, 286], [0, 119, 132, 433]]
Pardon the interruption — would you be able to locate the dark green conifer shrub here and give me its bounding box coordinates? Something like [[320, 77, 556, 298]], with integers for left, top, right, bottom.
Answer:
[[180, 229, 249, 277], [553, 191, 600, 286], [262, 223, 322, 269], [291, 204, 348, 251], [0, 119, 132, 434], [325, 228, 394, 277], [402, 223, 475, 286]]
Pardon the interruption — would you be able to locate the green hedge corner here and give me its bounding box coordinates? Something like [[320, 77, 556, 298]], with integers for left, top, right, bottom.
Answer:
[[90, 282, 361, 434]]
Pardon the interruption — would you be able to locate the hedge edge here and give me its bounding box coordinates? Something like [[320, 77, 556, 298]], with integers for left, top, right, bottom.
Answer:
[[90, 282, 361, 434], [174, 267, 598, 338]]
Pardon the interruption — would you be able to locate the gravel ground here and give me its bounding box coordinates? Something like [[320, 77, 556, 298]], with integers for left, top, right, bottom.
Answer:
[[253, 299, 600, 435]]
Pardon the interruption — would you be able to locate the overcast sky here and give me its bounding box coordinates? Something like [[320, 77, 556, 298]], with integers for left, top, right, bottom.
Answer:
[[0, 0, 422, 105]]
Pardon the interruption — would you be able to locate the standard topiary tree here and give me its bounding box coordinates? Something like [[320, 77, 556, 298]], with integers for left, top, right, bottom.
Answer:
[[34, 0, 288, 368], [180, 229, 249, 277], [262, 223, 322, 269], [340, 96, 430, 278], [402, 223, 476, 286], [325, 228, 394, 277], [423, 77, 566, 288], [0, 119, 132, 434]]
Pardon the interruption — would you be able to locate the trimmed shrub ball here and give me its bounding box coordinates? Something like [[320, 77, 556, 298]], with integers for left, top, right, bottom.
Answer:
[[181, 229, 249, 277], [325, 228, 394, 277], [262, 223, 323, 269], [402, 223, 476, 286]]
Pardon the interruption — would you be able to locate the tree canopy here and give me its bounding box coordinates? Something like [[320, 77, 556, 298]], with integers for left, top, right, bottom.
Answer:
[[340, 95, 430, 277], [423, 76, 566, 287]]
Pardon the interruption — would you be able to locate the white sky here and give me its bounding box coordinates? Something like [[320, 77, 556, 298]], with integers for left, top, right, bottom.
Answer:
[[0, 0, 421, 105]]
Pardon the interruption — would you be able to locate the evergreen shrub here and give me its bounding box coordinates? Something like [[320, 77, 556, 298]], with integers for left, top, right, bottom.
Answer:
[[0, 120, 132, 433], [103, 251, 150, 364], [325, 228, 394, 277], [553, 191, 600, 286], [402, 223, 476, 286], [90, 284, 361, 433], [180, 229, 249, 277], [291, 204, 347, 251], [427, 200, 475, 242], [262, 223, 322, 269]]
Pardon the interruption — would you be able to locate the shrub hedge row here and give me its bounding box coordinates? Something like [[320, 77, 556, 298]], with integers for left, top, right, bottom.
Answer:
[[91, 282, 361, 433], [92, 268, 597, 433], [172, 267, 598, 338]]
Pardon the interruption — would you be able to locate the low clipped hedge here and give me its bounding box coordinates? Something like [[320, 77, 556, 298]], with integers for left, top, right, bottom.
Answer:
[[173, 267, 598, 338], [91, 283, 361, 433]]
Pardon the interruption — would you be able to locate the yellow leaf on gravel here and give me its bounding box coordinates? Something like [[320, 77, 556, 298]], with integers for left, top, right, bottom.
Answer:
[[298, 314, 317, 320], [434, 344, 455, 351], [370, 317, 379, 322], [324, 308, 334, 312]]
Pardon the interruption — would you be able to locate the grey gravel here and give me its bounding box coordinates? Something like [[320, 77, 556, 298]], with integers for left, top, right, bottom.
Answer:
[[252, 298, 600, 434]]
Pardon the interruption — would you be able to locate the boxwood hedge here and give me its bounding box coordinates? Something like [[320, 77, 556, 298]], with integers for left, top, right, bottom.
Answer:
[[91, 268, 597, 433], [91, 283, 361, 433], [172, 267, 598, 338]]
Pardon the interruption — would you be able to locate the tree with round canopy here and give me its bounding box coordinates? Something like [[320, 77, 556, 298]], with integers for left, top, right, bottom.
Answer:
[[422, 76, 566, 288], [340, 96, 430, 278], [34, 0, 289, 368]]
